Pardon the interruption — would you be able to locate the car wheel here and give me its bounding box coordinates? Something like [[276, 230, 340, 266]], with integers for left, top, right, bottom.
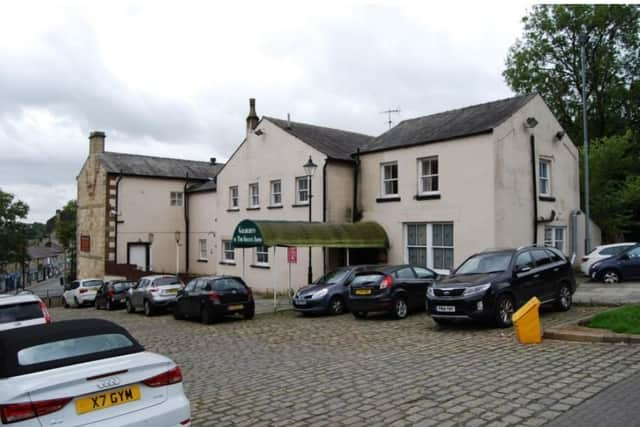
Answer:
[[243, 307, 255, 320], [555, 284, 572, 311], [433, 317, 454, 326], [143, 300, 154, 316], [602, 269, 620, 285], [201, 306, 214, 324], [95, 300, 101, 310], [353, 311, 367, 319], [105, 299, 112, 311], [126, 299, 135, 313], [495, 294, 515, 328], [173, 307, 184, 320], [392, 297, 408, 320], [328, 296, 345, 315]]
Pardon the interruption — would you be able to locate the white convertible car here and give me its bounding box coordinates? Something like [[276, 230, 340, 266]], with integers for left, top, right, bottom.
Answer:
[[0, 319, 191, 426]]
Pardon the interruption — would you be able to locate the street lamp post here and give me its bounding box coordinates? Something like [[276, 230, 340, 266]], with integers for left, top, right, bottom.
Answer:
[[303, 156, 317, 284], [580, 33, 591, 254]]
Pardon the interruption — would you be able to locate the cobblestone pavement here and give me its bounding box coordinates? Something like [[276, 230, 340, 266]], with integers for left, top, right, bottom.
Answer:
[[51, 305, 640, 427], [546, 369, 640, 427]]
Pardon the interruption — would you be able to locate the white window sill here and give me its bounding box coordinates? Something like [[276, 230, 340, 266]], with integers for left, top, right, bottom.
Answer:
[[418, 191, 441, 196]]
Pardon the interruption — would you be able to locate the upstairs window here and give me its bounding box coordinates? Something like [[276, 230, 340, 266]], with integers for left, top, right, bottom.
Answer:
[[271, 180, 282, 206], [539, 158, 552, 196], [418, 157, 439, 194], [229, 186, 239, 209], [295, 176, 309, 204], [170, 191, 183, 207], [381, 162, 398, 196], [249, 183, 259, 208]]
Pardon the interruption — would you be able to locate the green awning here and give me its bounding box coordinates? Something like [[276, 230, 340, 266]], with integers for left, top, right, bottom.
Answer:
[[231, 220, 389, 248]]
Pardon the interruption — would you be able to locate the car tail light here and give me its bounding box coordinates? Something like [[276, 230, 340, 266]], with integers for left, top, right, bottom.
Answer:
[[143, 366, 183, 387], [246, 287, 253, 300], [79, 288, 88, 294], [180, 419, 191, 425], [149, 288, 159, 293], [39, 300, 52, 323], [379, 275, 393, 290], [107, 289, 114, 298], [1, 398, 72, 424], [207, 291, 220, 302], [581, 257, 589, 262]]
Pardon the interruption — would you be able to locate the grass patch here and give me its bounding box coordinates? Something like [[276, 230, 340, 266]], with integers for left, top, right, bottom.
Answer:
[[587, 305, 640, 335]]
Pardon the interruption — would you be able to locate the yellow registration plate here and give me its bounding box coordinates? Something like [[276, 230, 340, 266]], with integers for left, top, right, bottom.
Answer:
[[228, 304, 244, 311], [355, 289, 372, 295], [165, 289, 178, 294], [75, 385, 141, 415]]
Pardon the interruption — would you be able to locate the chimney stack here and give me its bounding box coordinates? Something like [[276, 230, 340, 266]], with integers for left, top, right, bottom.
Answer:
[[89, 131, 105, 155], [287, 113, 291, 129], [246, 98, 259, 136], [210, 157, 217, 165]]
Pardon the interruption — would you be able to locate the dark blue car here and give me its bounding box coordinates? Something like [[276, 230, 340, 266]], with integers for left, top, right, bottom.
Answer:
[[589, 244, 640, 284], [292, 266, 372, 315]]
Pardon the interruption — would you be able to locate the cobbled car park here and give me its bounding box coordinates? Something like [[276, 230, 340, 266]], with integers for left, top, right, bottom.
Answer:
[[50, 304, 640, 427]]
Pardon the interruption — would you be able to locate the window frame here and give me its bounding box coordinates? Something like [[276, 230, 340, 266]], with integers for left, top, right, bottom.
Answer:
[[539, 158, 552, 196], [249, 183, 260, 208], [229, 186, 239, 209], [404, 222, 454, 273], [222, 240, 235, 263], [254, 246, 269, 266], [170, 191, 184, 207], [544, 226, 565, 252], [417, 156, 440, 195], [270, 180, 282, 206], [380, 162, 399, 197], [198, 238, 207, 261], [295, 176, 310, 205]]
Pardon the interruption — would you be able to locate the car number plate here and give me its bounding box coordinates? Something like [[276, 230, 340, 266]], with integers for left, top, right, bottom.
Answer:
[[436, 305, 456, 313], [355, 289, 372, 295], [295, 299, 307, 305], [228, 304, 244, 311], [75, 385, 141, 415], [165, 289, 178, 294]]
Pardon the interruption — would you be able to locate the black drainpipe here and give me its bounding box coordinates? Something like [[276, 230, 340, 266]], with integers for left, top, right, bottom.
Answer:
[[322, 159, 328, 274], [530, 135, 538, 244], [114, 172, 123, 263], [352, 148, 360, 223], [184, 174, 190, 274]]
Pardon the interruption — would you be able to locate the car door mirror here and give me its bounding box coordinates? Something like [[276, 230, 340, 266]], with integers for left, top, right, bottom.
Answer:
[[516, 265, 531, 274]]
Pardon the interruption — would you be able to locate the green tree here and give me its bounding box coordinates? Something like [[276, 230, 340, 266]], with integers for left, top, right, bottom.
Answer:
[[0, 189, 30, 272], [504, 5, 640, 144], [584, 132, 640, 241], [54, 200, 77, 281]]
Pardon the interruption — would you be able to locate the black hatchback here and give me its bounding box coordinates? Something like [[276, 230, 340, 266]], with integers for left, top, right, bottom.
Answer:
[[348, 265, 438, 319], [173, 276, 255, 324], [427, 246, 576, 327], [95, 280, 136, 310]]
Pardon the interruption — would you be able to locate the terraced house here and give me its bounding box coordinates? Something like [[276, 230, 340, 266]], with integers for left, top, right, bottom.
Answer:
[[76, 94, 600, 292]]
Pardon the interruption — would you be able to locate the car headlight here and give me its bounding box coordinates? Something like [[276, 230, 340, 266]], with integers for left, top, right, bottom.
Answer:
[[427, 287, 435, 298], [463, 283, 491, 297], [314, 288, 328, 298]]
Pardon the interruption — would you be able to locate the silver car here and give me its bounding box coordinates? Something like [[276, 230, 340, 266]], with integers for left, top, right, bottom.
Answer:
[[126, 275, 182, 316]]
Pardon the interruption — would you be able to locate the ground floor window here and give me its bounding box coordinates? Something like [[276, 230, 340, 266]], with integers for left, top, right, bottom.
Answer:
[[255, 246, 269, 266], [222, 240, 235, 263], [544, 226, 565, 252], [198, 239, 207, 260], [405, 223, 454, 271]]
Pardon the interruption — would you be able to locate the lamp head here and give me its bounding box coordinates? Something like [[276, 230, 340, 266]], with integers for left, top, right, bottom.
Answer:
[[303, 156, 318, 177]]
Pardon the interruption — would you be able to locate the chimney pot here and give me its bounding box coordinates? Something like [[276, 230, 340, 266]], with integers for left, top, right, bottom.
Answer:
[[89, 131, 106, 155], [210, 157, 216, 165]]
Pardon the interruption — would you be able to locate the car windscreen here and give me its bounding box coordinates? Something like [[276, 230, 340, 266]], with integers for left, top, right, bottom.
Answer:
[[83, 280, 103, 288], [350, 273, 383, 286], [154, 277, 180, 286], [315, 269, 350, 285], [17, 333, 134, 366], [455, 252, 513, 275], [0, 302, 43, 324], [113, 282, 133, 292]]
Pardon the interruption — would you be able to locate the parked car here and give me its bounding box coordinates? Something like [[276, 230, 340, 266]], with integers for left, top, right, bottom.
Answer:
[[589, 244, 640, 284], [348, 265, 438, 319], [63, 278, 104, 308], [0, 319, 191, 426], [292, 265, 374, 315], [426, 246, 575, 328], [580, 242, 637, 276], [95, 280, 136, 310], [126, 275, 182, 316], [173, 276, 255, 324], [0, 292, 51, 331]]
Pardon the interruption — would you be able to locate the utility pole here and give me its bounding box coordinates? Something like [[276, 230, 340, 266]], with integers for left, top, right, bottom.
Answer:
[[580, 33, 591, 254], [380, 108, 401, 129]]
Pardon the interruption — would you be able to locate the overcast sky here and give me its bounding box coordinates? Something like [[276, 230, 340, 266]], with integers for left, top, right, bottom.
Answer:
[[0, 0, 533, 223]]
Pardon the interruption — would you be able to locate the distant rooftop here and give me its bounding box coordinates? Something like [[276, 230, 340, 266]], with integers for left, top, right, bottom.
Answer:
[[360, 93, 537, 154], [97, 152, 224, 180]]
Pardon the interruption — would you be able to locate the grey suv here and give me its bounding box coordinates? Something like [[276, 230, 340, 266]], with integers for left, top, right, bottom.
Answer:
[[126, 275, 183, 316]]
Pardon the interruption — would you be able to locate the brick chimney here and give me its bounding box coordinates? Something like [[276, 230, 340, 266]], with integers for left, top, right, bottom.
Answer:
[[89, 131, 105, 155], [246, 98, 259, 136]]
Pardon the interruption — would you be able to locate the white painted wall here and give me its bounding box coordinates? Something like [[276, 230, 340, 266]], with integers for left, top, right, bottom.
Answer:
[[188, 190, 218, 275]]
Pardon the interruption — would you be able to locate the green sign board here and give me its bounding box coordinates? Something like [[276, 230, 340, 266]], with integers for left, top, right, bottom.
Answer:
[[231, 220, 264, 247]]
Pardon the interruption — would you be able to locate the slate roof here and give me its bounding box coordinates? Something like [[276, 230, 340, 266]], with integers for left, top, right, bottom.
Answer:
[[359, 93, 537, 154], [187, 179, 217, 193], [97, 152, 224, 180], [27, 243, 63, 259], [264, 117, 373, 161]]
